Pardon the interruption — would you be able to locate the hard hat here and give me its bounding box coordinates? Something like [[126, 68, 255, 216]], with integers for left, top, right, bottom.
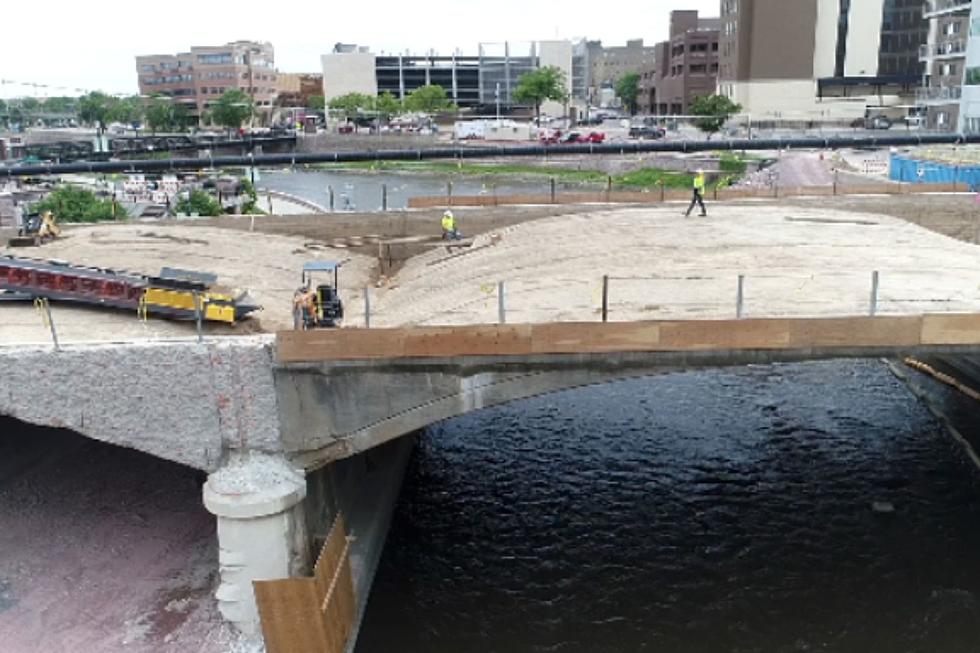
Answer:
[[697, 168, 704, 174], [444, 210, 454, 217]]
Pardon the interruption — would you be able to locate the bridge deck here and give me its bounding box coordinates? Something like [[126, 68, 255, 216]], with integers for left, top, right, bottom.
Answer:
[[276, 314, 980, 363]]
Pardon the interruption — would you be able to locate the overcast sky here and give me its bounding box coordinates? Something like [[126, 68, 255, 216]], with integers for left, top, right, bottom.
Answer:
[[0, 0, 719, 99]]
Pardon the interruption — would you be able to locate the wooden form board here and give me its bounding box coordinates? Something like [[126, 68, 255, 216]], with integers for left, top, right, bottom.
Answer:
[[254, 514, 355, 653], [276, 315, 980, 364]]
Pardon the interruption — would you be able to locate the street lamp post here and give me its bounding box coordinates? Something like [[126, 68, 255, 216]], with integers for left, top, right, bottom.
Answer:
[[495, 82, 501, 124]]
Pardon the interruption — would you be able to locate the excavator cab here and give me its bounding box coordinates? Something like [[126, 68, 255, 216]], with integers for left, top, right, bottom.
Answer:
[[294, 261, 344, 329]]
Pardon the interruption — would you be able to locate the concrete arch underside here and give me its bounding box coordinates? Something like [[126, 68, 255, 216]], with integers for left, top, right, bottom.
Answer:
[[277, 345, 976, 470]]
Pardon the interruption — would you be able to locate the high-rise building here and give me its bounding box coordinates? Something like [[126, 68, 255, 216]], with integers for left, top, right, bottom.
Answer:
[[718, 0, 926, 121], [136, 41, 277, 124], [589, 39, 659, 106], [636, 10, 720, 115], [919, 0, 973, 130]]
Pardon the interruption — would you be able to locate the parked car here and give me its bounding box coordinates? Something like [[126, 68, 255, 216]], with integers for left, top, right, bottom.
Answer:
[[629, 125, 666, 140]]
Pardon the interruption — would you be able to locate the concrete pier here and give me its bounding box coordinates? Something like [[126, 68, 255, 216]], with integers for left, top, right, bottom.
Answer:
[[203, 453, 309, 633]]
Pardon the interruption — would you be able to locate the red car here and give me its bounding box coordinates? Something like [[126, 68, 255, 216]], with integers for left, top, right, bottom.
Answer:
[[559, 131, 605, 144]]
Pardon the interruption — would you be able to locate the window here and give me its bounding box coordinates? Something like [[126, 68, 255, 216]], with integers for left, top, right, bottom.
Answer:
[[198, 53, 233, 65]]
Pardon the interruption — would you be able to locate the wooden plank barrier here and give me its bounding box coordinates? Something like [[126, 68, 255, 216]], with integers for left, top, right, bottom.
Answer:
[[254, 514, 355, 653], [275, 315, 980, 364]]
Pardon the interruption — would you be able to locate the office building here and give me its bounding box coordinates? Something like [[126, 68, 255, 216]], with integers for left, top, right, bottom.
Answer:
[[320, 40, 589, 115], [136, 41, 277, 123], [919, 0, 973, 130], [718, 0, 927, 121], [637, 10, 720, 115]]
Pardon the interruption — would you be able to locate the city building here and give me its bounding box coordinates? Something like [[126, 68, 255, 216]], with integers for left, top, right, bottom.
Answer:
[[276, 73, 324, 108], [958, 1, 980, 132], [718, 0, 927, 122], [919, 0, 973, 130], [637, 10, 720, 115], [136, 41, 277, 124], [320, 40, 589, 116], [588, 39, 659, 106]]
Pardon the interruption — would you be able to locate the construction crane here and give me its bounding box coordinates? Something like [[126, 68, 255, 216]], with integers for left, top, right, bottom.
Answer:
[[0, 255, 259, 324]]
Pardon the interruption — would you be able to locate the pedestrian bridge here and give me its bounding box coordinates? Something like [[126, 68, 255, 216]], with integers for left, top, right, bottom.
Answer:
[[275, 314, 980, 468]]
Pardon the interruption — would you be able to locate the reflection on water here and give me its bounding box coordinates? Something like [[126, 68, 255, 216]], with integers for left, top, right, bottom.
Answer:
[[260, 169, 556, 211], [356, 360, 980, 653]]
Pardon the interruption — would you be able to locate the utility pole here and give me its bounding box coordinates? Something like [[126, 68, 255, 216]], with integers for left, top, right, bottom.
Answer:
[[495, 82, 501, 124]]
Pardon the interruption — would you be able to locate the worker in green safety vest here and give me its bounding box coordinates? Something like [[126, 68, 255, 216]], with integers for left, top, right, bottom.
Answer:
[[442, 210, 460, 240], [685, 169, 708, 217]]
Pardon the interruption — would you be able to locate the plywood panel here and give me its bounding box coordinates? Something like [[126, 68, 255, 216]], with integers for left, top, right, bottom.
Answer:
[[254, 579, 329, 653], [530, 322, 661, 353], [788, 316, 922, 348], [314, 514, 348, 597], [402, 325, 533, 357], [278, 329, 407, 363], [276, 314, 980, 363], [921, 314, 980, 345]]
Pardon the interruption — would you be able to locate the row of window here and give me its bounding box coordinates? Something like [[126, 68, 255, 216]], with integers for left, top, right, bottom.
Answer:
[[669, 63, 719, 76]]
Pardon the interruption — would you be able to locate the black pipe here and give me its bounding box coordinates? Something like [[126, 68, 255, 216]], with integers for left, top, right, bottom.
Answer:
[[0, 133, 975, 178]]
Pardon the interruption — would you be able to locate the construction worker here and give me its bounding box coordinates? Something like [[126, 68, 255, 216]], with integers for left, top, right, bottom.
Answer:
[[442, 210, 460, 240], [685, 168, 707, 217]]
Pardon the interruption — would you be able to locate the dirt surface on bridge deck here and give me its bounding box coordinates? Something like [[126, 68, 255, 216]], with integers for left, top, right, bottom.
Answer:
[[0, 225, 373, 345], [2, 195, 980, 344], [369, 202, 980, 326]]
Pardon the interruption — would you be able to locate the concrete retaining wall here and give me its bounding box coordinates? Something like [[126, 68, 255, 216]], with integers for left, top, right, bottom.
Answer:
[[0, 337, 282, 471]]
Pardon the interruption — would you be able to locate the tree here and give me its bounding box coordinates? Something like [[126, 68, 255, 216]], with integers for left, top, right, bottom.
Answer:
[[145, 96, 189, 133], [0, 99, 6, 126], [616, 73, 640, 115], [403, 85, 455, 114], [513, 66, 568, 122], [210, 89, 254, 131], [42, 96, 76, 115], [375, 92, 402, 122], [328, 93, 375, 122], [112, 96, 144, 126], [78, 92, 114, 133], [689, 94, 743, 138], [175, 190, 222, 217], [32, 186, 125, 223], [306, 94, 326, 111]]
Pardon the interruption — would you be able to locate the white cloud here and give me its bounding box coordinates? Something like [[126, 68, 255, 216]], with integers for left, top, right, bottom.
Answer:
[[0, 0, 719, 98]]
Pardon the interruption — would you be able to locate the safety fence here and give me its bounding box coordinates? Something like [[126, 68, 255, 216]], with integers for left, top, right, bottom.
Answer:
[[406, 180, 971, 209], [357, 269, 980, 329]]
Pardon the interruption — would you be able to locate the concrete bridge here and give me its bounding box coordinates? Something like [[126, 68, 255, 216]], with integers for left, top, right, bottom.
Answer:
[[3, 313, 980, 646]]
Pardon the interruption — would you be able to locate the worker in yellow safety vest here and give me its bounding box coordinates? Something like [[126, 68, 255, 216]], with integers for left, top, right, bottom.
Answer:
[[442, 210, 460, 240], [685, 169, 708, 217]]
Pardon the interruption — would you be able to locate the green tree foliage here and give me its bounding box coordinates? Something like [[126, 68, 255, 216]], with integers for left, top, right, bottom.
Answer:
[[112, 96, 144, 126], [328, 93, 375, 122], [689, 94, 743, 138], [32, 186, 125, 223], [145, 96, 190, 133], [210, 89, 254, 130], [239, 177, 260, 214], [78, 92, 145, 132], [0, 99, 6, 126], [403, 85, 455, 114], [41, 96, 76, 114], [513, 67, 568, 120], [375, 92, 402, 122], [175, 190, 223, 217], [615, 73, 640, 115], [306, 94, 326, 111]]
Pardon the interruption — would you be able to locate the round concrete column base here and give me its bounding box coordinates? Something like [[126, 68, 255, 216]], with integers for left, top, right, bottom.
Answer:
[[203, 453, 308, 635]]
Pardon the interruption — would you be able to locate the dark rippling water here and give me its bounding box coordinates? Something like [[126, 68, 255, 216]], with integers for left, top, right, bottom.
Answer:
[[356, 360, 980, 653]]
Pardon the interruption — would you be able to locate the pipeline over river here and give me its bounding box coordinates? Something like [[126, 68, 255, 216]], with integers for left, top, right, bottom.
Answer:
[[2, 133, 979, 178]]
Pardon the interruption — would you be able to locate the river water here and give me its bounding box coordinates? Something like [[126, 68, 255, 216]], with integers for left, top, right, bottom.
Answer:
[[259, 169, 557, 211], [355, 359, 980, 653]]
